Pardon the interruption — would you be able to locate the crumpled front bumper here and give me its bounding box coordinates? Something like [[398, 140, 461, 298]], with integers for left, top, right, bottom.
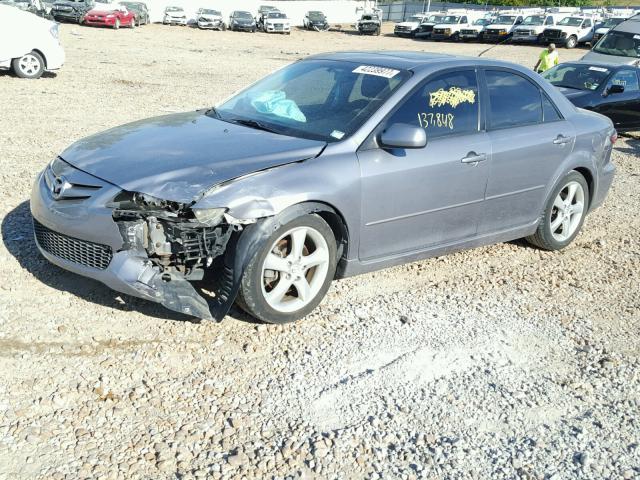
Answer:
[[30, 168, 216, 320]]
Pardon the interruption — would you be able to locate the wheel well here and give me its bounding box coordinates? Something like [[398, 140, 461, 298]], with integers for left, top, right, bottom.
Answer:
[[32, 49, 47, 69], [313, 207, 349, 261], [573, 167, 594, 208]]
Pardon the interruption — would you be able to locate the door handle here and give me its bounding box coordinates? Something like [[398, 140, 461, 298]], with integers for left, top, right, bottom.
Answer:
[[461, 152, 487, 164], [553, 134, 572, 145]]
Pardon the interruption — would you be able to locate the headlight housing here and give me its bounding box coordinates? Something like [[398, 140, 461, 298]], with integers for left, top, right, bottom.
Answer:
[[192, 207, 226, 226]]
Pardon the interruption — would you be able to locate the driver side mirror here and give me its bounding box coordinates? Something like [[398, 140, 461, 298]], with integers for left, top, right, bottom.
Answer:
[[379, 124, 427, 149], [606, 84, 625, 96]]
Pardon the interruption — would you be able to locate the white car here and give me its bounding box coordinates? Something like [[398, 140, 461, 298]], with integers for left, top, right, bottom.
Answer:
[[541, 15, 596, 48], [263, 11, 290, 34], [0, 4, 64, 79], [196, 8, 225, 30], [163, 6, 187, 26], [394, 13, 430, 37]]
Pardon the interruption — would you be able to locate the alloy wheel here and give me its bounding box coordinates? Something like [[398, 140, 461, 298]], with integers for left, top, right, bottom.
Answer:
[[549, 180, 585, 242], [18, 54, 42, 77], [260, 226, 330, 313]]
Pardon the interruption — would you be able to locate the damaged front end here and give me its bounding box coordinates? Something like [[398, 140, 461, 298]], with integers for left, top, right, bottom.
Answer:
[[109, 191, 246, 321]]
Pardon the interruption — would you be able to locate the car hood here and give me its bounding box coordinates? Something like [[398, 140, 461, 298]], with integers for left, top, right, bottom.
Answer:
[[581, 50, 640, 66], [488, 24, 513, 30], [397, 21, 420, 27], [59, 111, 326, 203], [463, 25, 484, 31]]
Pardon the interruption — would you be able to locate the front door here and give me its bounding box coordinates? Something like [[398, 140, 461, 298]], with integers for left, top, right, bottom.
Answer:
[[596, 69, 640, 130], [357, 69, 490, 260]]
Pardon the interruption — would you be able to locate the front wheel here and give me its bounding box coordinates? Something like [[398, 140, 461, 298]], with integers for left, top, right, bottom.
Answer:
[[237, 214, 337, 324], [114, 18, 120, 29], [130, 17, 135, 28], [12, 50, 45, 79], [565, 35, 577, 49], [526, 171, 589, 250]]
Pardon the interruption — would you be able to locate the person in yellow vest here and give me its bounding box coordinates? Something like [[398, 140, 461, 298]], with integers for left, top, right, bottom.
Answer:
[[534, 43, 559, 73]]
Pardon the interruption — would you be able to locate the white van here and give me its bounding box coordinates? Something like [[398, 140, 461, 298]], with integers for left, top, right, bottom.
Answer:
[[0, 4, 65, 78]]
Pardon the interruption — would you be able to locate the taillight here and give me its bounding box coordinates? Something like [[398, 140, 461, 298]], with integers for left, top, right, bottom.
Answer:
[[610, 131, 618, 145]]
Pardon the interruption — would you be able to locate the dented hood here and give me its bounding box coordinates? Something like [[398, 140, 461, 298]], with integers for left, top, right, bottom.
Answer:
[[60, 111, 326, 203]]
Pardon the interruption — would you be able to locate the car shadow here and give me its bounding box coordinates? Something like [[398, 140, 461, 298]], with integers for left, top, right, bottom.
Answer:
[[2, 200, 255, 324], [618, 133, 640, 155]]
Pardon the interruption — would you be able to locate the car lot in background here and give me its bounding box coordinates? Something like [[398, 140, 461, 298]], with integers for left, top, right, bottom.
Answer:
[[542, 61, 640, 131], [83, 5, 135, 29], [229, 10, 256, 32], [119, 1, 148, 26], [51, 0, 92, 23], [163, 5, 186, 26], [0, 3, 64, 78], [582, 15, 640, 65]]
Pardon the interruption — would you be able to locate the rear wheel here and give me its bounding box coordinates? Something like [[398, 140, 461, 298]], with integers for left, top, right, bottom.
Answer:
[[526, 171, 589, 250], [12, 50, 45, 79], [237, 214, 337, 324]]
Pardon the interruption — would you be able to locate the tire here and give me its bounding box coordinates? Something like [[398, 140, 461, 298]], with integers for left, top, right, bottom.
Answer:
[[565, 35, 577, 49], [130, 17, 135, 28], [221, 23, 226, 31], [526, 171, 589, 250], [375, 26, 380, 36], [237, 214, 337, 324], [11, 50, 45, 79], [114, 18, 120, 29], [536, 33, 543, 44]]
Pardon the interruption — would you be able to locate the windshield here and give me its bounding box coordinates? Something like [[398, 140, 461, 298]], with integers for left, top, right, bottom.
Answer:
[[166, 6, 181, 12], [495, 15, 516, 24], [424, 15, 443, 23], [309, 11, 324, 19], [201, 9, 219, 15], [234, 11, 252, 19], [542, 64, 610, 91], [267, 12, 286, 19], [408, 15, 424, 22], [557, 17, 584, 27], [473, 18, 490, 26], [522, 15, 544, 25], [602, 17, 624, 28], [441, 15, 460, 24], [593, 31, 640, 58], [215, 60, 410, 143]]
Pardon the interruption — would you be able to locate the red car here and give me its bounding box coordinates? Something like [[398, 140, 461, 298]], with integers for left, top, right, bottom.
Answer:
[[83, 6, 136, 29]]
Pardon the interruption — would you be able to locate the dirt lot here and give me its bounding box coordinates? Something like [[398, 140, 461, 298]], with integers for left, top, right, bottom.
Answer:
[[1, 22, 639, 480]]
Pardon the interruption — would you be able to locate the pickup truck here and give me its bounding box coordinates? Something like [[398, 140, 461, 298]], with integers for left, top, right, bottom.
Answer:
[[394, 13, 430, 37], [540, 15, 596, 48], [512, 14, 558, 43], [482, 14, 523, 42], [459, 18, 492, 41], [431, 14, 473, 41]]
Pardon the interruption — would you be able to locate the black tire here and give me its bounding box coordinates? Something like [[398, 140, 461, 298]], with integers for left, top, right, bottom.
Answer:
[[11, 50, 45, 79], [526, 171, 589, 250], [237, 214, 337, 324], [114, 18, 120, 29], [221, 23, 226, 31], [375, 26, 380, 36]]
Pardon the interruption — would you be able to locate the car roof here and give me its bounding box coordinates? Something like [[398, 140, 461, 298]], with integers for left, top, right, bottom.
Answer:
[[306, 51, 525, 72], [612, 15, 640, 34]]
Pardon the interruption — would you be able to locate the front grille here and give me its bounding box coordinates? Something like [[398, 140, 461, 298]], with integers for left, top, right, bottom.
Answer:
[[395, 26, 411, 32], [419, 24, 434, 32], [460, 29, 477, 34], [33, 219, 113, 270], [544, 29, 562, 38]]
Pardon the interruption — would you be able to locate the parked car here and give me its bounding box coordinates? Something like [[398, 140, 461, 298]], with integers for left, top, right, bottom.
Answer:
[[196, 8, 225, 30], [256, 5, 277, 30], [163, 6, 186, 26], [356, 13, 381, 35], [83, 5, 136, 29], [303, 10, 328, 31], [591, 16, 627, 44], [582, 15, 640, 65], [229, 10, 256, 32], [0, 4, 64, 78], [394, 13, 430, 37], [540, 15, 596, 48], [512, 13, 558, 44], [414, 13, 446, 39], [51, 0, 93, 23], [431, 14, 475, 41], [543, 61, 640, 131], [263, 11, 290, 34], [31, 52, 616, 324], [0, 0, 52, 19], [482, 14, 524, 42], [119, 1, 149, 26], [459, 18, 492, 42]]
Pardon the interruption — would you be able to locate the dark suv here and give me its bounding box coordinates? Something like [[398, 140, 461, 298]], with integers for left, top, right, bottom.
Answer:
[[51, 0, 93, 23]]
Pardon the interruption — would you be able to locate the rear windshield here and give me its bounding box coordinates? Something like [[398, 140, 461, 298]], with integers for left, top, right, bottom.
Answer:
[[593, 30, 640, 58]]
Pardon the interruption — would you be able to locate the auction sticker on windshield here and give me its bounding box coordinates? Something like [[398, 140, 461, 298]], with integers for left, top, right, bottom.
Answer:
[[589, 66, 609, 72], [352, 65, 400, 78]]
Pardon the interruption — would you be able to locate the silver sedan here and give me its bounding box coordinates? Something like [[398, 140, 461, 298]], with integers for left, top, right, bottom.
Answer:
[[31, 52, 616, 324]]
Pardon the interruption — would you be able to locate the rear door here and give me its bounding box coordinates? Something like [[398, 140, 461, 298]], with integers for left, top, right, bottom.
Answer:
[[596, 69, 640, 130], [357, 69, 491, 260], [478, 68, 575, 235]]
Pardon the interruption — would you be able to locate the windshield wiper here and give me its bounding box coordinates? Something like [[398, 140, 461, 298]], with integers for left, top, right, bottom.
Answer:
[[229, 118, 281, 135], [205, 106, 220, 119]]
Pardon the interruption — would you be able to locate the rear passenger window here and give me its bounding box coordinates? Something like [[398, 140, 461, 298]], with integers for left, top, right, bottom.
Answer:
[[542, 95, 561, 122], [486, 70, 542, 129], [386, 70, 479, 139]]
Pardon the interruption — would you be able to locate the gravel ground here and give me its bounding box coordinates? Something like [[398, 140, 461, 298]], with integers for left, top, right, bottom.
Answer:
[[1, 23, 639, 480]]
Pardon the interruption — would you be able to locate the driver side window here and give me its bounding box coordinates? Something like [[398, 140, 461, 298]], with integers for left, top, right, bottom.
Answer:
[[386, 70, 479, 140]]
